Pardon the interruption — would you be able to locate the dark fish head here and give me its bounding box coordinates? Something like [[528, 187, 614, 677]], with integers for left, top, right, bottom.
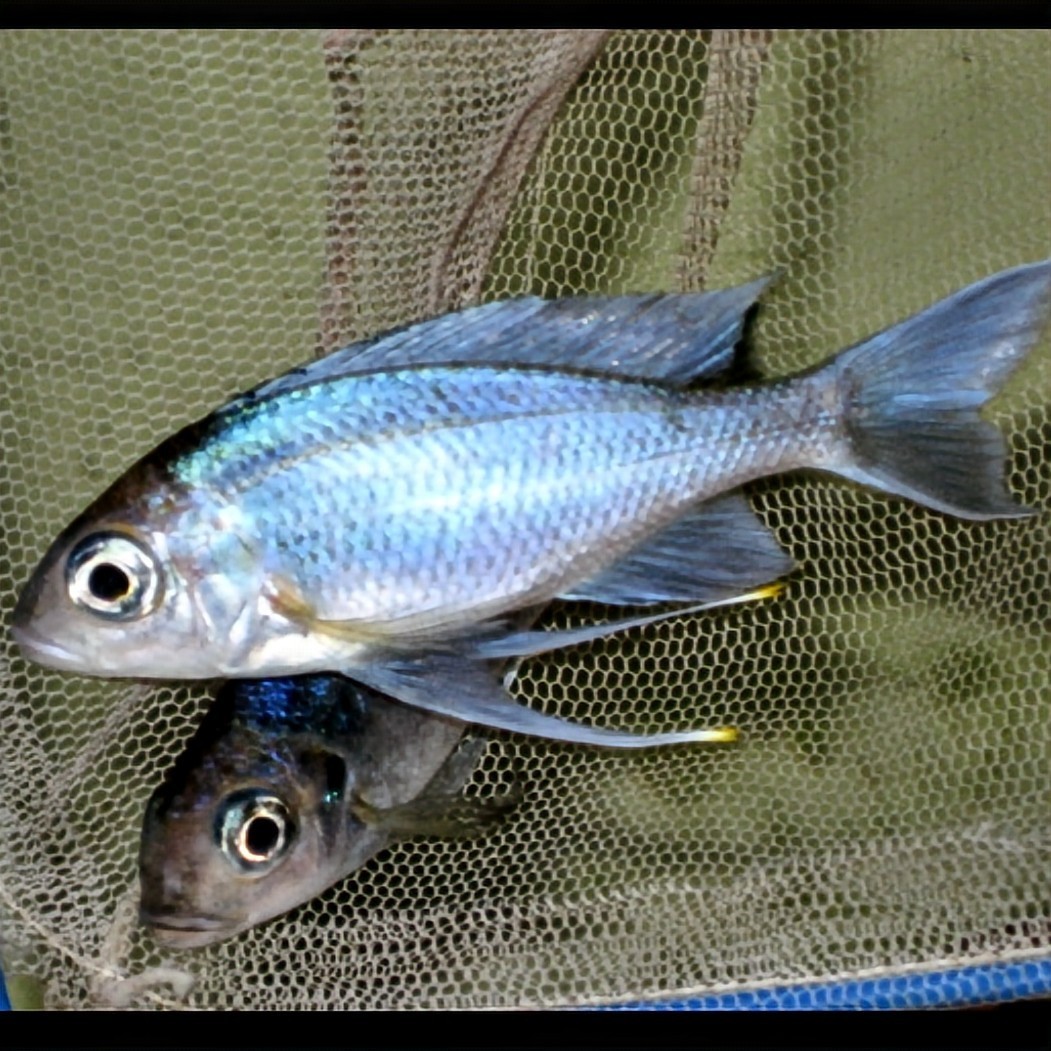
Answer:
[[138, 675, 468, 948], [137, 679, 377, 949]]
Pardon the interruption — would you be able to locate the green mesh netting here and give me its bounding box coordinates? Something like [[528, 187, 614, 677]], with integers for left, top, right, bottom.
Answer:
[[1, 29, 1049, 1008]]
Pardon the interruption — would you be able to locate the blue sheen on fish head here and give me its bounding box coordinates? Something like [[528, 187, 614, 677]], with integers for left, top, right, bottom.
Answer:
[[233, 675, 373, 738]]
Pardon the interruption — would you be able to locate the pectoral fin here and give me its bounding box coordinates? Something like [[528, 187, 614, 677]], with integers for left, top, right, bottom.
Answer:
[[350, 782, 523, 838], [348, 655, 738, 749]]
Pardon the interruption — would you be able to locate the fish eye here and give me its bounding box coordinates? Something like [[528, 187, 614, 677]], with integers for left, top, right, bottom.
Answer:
[[217, 789, 295, 875], [66, 531, 163, 621]]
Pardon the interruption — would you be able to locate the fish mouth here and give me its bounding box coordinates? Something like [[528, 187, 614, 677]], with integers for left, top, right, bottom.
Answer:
[[9, 624, 86, 673], [140, 909, 242, 950]]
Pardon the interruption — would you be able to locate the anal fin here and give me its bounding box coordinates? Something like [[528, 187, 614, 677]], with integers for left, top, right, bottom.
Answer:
[[561, 492, 793, 606], [478, 583, 784, 662]]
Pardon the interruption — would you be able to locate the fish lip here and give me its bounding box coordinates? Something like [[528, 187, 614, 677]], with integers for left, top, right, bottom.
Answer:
[[9, 623, 83, 671], [140, 909, 241, 949]]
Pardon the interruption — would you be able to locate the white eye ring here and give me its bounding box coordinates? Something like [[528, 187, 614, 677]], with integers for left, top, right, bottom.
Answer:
[[217, 790, 294, 875], [66, 531, 163, 621]]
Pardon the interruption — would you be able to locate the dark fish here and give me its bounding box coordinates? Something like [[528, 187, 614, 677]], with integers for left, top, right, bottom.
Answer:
[[139, 674, 517, 949]]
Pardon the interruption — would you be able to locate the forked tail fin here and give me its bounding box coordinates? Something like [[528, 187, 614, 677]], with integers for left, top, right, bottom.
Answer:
[[830, 259, 1051, 520]]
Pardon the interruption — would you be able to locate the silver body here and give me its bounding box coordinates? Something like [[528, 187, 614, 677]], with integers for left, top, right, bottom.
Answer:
[[12, 263, 1051, 743]]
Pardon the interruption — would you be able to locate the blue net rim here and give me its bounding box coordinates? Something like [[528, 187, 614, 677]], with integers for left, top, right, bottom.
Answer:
[[594, 956, 1051, 1010]]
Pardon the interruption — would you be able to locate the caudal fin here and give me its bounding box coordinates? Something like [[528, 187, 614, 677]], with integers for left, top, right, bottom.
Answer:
[[830, 259, 1051, 520]]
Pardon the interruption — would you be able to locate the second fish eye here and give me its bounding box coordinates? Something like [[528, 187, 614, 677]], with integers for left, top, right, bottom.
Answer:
[[217, 790, 295, 874], [66, 531, 163, 621]]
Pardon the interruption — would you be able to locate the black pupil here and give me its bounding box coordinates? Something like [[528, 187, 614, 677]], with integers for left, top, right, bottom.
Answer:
[[245, 814, 282, 856], [88, 562, 131, 601]]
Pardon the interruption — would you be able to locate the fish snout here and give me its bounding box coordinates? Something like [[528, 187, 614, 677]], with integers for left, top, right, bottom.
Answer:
[[139, 908, 241, 950]]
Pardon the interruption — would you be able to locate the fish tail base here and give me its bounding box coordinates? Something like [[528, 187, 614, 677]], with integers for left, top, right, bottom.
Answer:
[[829, 259, 1051, 520]]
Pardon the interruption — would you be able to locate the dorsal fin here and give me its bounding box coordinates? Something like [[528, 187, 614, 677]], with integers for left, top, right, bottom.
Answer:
[[245, 275, 775, 403]]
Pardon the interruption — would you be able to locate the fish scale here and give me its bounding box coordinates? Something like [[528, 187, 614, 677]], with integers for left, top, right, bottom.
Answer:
[[178, 368, 806, 628]]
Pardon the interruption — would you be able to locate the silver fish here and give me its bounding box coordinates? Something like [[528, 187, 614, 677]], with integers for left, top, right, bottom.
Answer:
[[12, 262, 1051, 743], [139, 674, 515, 949]]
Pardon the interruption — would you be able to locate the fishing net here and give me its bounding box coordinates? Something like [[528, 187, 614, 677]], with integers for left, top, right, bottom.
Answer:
[[1, 29, 1049, 1009]]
